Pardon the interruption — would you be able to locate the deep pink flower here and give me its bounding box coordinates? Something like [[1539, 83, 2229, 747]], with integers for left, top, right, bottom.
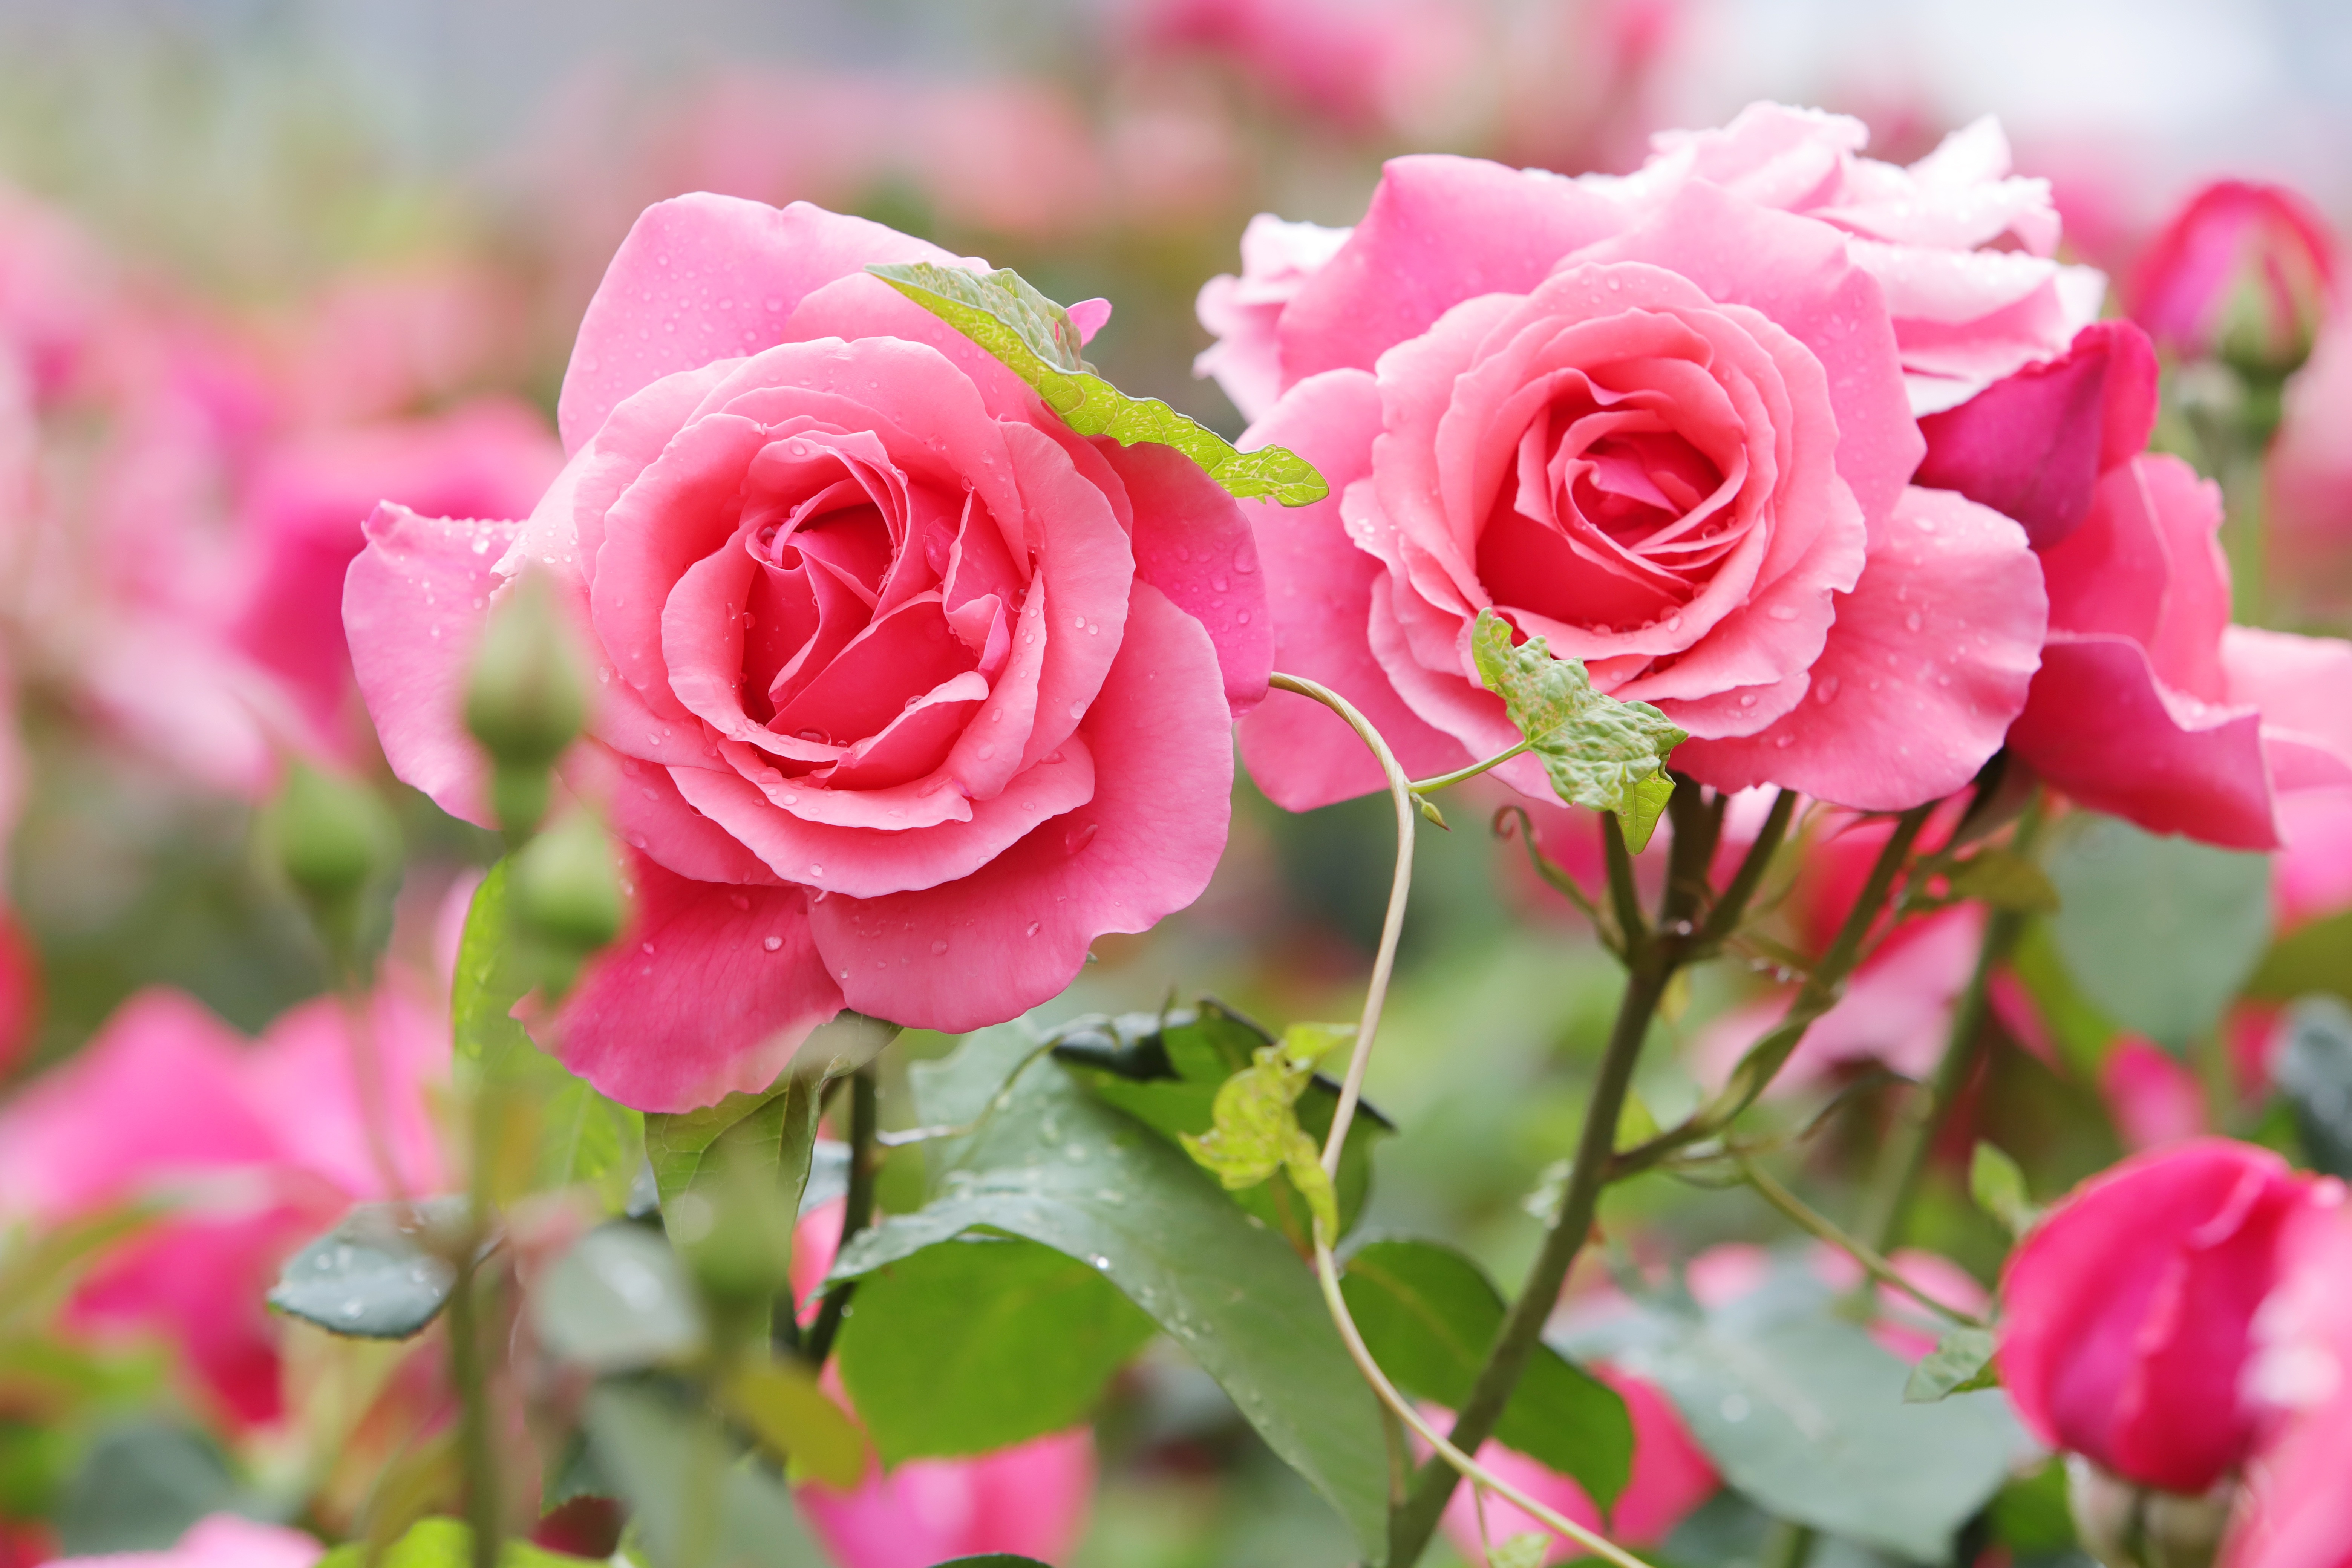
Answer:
[[0, 988, 445, 1428], [2130, 181, 2335, 375], [1432, 1366, 1718, 1563], [1231, 141, 2047, 815], [2004, 452, 2352, 848], [1997, 1139, 2322, 1494], [0, 905, 36, 1083], [47, 1513, 322, 1568], [2229, 1187, 2352, 1568], [346, 194, 1267, 1111]]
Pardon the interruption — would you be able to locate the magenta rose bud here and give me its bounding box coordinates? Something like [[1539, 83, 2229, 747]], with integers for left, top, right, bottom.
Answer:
[[1996, 1138, 2323, 1496], [1229, 143, 2049, 815], [345, 195, 1269, 1112], [2130, 181, 2336, 378]]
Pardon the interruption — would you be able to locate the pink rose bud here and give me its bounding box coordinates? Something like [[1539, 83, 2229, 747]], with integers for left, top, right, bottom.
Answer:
[[2130, 180, 2336, 379], [1996, 1139, 2323, 1495]]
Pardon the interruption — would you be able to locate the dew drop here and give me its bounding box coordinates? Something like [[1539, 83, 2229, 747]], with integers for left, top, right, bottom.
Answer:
[[1738, 692, 1757, 708], [1766, 604, 1797, 620], [1026, 921, 1041, 937], [763, 935, 783, 952], [808, 864, 824, 876], [929, 939, 949, 956], [1905, 610, 1923, 632], [1816, 675, 1841, 703]]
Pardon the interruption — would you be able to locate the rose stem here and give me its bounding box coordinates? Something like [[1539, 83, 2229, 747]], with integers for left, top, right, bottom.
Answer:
[[802, 1067, 879, 1367]]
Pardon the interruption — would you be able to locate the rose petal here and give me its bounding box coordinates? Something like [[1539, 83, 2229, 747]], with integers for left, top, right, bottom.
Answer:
[[1678, 487, 2045, 809], [343, 502, 526, 828], [557, 194, 957, 454], [2223, 626, 2352, 792], [1234, 370, 1474, 809], [810, 584, 1230, 1031], [545, 854, 844, 1113], [1098, 438, 1272, 715]]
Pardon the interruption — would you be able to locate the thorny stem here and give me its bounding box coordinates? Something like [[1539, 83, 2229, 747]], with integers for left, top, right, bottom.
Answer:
[[803, 1069, 879, 1367], [1271, 673, 1638, 1568], [1856, 797, 2043, 1254], [1610, 802, 1936, 1181], [1735, 1155, 1988, 1329], [1389, 793, 1705, 1568]]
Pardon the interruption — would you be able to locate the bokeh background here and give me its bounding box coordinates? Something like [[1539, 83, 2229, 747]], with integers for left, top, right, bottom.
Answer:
[[1, 3, 2348, 1563]]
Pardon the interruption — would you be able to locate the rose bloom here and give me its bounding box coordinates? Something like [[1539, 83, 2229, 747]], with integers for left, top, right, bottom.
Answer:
[[1213, 106, 2051, 815], [2231, 1187, 2352, 1568], [1996, 1138, 2327, 1496], [0, 987, 445, 1429], [347, 195, 1268, 1112]]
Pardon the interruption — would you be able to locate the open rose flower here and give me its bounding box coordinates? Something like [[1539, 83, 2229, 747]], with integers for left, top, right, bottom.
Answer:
[[346, 195, 1268, 1111], [1228, 129, 2048, 815]]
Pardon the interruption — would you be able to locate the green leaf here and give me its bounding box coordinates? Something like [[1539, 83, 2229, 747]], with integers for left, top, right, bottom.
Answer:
[[645, 1074, 824, 1216], [52, 1421, 248, 1555], [1179, 1024, 1350, 1239], [314, 1517, 601, 1567], [2007, 920, 2122, 1079], [584, 1382, 833, 1568], [1055, 1002, 1389, 1247], [1468, 608, 1686, 853], [1968, 1142, 2040, 1238], [1489, 1534, 1551, 1568], [453, 863, 643, 1204], [1988, 1457, 2078, 1553], [2275, 997, 2352, 1179], [866, 262, 1328, 506], [1942, 848, 2061, 914], [2249, 908, 2352, 1006], [2044, 813, 2273, 1050], [929, 1560, 1055, 1567], [1903, 1326, 2000, 1403], [1338, 1238, 1631, 1509], [831, 1024, 1392, 1563], [836, 1234, 1153, 1464], [268, 1197, 468, 1339], [1563, 1262, 2023, 1562], [719, 1358, 866, 1489], [531, 1222, 707, 1372]]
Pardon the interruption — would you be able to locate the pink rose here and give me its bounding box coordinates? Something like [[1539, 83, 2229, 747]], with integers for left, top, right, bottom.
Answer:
[[2230, 1188, 2352, 1568], [1193, 214, 1354, 423], [0, 988, 445, 1427], [1200, 104, 2101, 425], [47, 1513, 321, 1568], [2268, 312, 2352, 614], [1432, 1367, 1717, 1563], [2099, 1038, 2209, 1152], [2130, 180, 2336, 376], [1229, 132, 2049, 816], [1996, 1138, 2323, 1495], [346, 194, 1267, 1112], [2004, 450, 2352, 848]]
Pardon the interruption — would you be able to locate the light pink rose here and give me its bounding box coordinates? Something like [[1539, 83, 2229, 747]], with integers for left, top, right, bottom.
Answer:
[[2005, 453, 2352, 849], [2098, 1037, 2209, 1153], [2269, 311, 2352, 614], [0, 987, 445, 1428], [1193, 214, 1353, 423], [0, 181, 108, 404], [346, 194, 1268, 1112], [795, 1427, 1096, 1568], [2275, 789, 2352, 930], [1234, 138, 2048, 816], [1431, 1366, 1717, 1563], [47, 1513, 322, 1568], [1199, 104, 2101, 427]]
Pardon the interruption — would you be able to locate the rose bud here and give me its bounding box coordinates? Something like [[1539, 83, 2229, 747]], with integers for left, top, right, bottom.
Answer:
[[1995, 1139, 2323, 1496], [464, 569, 589, 835], [2130, 180, 2336, 381], [508, 807, 629, 1000]]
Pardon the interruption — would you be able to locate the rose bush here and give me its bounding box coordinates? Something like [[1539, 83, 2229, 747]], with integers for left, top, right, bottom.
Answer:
[[347, 194, 1269, 1111], [1996, 1138, 2325, 1495], [1214, 109, 2052, 814]]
